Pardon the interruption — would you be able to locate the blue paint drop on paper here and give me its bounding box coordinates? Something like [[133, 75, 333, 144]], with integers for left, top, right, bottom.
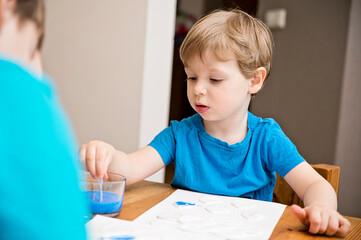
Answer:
[[173, 201, 197, 208]]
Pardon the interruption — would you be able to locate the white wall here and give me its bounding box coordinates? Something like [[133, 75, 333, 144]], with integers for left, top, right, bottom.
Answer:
[[140, 0, 176, 182], [43, 0, 176, 183]]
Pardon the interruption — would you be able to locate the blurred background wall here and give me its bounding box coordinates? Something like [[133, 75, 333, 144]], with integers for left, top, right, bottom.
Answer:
[[334, 0, 361, 218]]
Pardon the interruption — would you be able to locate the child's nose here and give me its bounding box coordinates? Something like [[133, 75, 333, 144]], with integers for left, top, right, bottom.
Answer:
[[193, 80, 207, 95]]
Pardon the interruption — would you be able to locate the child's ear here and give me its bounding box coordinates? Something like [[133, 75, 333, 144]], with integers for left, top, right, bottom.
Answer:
[[248, 67, 267, 94]]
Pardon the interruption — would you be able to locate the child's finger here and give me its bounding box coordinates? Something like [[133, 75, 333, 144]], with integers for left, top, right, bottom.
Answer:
[[325, 214, 338, 236], [102, 152, 111, 180], [318, 212, 329, 234], [85, 145, 96, 178], [78, 145, 88, 171], [307, 208, 322, 234], [95, 147, 106, 179], [290, 204, 308, 226], [337, 215, 351, 235], [79, 144, 86, 162]]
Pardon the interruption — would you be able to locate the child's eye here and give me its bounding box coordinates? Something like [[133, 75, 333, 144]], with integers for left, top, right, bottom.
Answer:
[[210, 78, 222, 83], [187, 77, 197, 81]]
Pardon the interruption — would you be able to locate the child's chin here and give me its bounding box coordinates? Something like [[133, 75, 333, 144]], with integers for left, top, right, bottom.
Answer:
[[199, 113, 216, 121]]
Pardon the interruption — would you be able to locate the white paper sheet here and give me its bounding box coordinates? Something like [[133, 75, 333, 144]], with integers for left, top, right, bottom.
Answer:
[[87, 189, 286, 240], [87, 215, 167, 240], [134, 189, 286, 239]]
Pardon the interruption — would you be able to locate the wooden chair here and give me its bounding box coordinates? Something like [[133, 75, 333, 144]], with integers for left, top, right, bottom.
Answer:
[[273, 164, 340, 206]]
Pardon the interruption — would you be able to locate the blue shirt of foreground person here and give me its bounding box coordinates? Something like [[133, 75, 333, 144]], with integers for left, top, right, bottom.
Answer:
[[0, 0, 88, 239]]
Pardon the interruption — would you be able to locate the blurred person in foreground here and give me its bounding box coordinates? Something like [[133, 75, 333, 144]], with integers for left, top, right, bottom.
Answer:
[[0, 0, 88, 239]]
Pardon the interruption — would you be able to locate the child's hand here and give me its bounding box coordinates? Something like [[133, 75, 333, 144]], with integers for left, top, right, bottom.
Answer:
[[79, 140, 116, 179], [290, 204, 350, 236]]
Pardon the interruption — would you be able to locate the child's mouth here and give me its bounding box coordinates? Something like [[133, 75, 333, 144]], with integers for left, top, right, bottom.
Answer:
[[195, 104, 209, 113]]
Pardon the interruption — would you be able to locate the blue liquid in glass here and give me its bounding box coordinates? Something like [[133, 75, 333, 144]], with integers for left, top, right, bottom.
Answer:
[[88, 191, 122, 214]]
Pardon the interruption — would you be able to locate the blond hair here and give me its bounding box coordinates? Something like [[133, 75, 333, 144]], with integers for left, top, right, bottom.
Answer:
[[180, 9, 274, 80]]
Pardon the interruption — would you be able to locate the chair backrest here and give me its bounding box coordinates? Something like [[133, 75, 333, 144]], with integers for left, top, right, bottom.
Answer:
[[273, 164, 340, 206]]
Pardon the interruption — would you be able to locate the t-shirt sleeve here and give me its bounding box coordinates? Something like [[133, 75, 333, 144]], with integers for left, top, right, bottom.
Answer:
[[148, 124, 176, 166], [263, 121, 305, 178]]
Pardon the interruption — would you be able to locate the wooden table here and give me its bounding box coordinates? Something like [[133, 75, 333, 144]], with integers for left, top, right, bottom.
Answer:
[[117, 181, 361, 240]]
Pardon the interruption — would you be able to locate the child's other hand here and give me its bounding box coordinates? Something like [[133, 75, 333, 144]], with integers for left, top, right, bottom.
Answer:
[[79, 140, 116, 180], [290, 204, 350, 236]]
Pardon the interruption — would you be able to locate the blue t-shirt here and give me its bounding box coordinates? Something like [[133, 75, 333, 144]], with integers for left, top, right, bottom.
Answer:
[[0, 57, 88, 240], [149, 112, 305, 201]]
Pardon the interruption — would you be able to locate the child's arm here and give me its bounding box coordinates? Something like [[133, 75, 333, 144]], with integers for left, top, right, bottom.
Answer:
[[284, 162, 350, 236], [80, 141, 165, 185]]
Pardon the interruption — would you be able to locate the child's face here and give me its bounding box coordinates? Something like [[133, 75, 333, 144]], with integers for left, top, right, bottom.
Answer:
[[185, 49, 252, 123]]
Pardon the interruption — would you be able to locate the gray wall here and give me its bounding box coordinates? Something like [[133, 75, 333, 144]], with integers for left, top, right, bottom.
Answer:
[[335, 0, 361, 218], [253, 0, 350, 164]]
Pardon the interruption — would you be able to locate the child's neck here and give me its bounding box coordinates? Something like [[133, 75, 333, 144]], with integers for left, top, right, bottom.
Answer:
[[0, 17, 37, 65], [203, 112, 248, 145]]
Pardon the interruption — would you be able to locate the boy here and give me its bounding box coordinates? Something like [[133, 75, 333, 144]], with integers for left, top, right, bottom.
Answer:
[[80, 9, 350, 236], [0, 0, 88, 239]]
